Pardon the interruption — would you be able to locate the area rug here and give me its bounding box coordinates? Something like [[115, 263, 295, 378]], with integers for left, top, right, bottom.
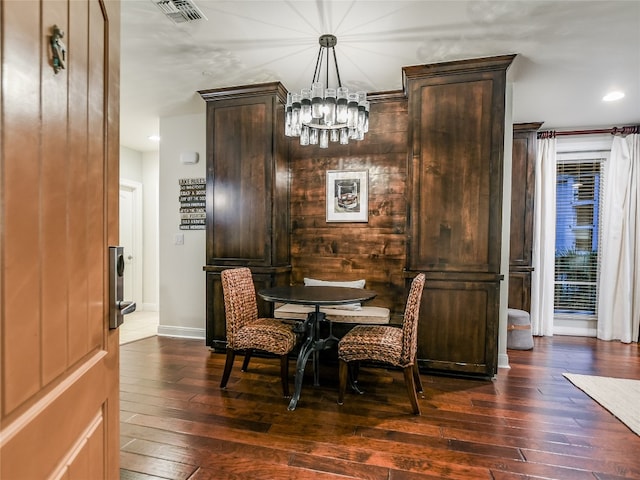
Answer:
[[563, 373, 640, 435]]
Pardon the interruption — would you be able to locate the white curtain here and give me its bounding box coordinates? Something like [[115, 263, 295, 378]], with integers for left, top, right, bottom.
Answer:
[[530, 137, 557, 336], [597, 133, 640, 343]]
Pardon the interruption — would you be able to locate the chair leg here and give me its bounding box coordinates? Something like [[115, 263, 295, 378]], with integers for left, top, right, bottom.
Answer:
[[220, 348, 236, 388], [241, 349, 253, 372], [350, 362, 360, 383], [348, 361, 365, 395], [403, 366, 421, 415], [279, 354, 290, 398], [413, 361, 424, 395], [337, 359, 349, 405]]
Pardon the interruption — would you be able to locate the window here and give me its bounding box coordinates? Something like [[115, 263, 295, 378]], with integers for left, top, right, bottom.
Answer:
[[554, 153, 606, 321]]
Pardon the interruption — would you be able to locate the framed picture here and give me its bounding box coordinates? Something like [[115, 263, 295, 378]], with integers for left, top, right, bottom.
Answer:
[[326, 170, 368, 222]]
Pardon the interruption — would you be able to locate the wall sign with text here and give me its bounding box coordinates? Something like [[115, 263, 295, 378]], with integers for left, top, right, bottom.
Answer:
[[179, 178, 206, 230]]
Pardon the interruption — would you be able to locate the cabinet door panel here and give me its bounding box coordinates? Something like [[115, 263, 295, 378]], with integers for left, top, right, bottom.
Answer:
[[418, 280, 499, 376], [408, 77, 502, 273], [212, 102, 269, 262], [509, 127, 537, 267], [508, 271, 531, 312], [205, 272, 226, 348]]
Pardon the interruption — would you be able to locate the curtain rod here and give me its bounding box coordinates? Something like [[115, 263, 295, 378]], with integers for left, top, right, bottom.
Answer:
[[537, 125, 639, 139]]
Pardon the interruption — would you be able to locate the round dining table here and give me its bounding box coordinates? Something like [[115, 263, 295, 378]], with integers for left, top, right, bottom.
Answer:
[[258, 285, 377, 411]]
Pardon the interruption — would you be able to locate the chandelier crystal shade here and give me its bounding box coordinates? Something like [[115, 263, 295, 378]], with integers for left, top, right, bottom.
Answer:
[[285, 34, 369, 147]]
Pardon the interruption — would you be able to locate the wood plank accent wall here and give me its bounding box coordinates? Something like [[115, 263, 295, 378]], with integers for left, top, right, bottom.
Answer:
[[288, 93, 409, 319]]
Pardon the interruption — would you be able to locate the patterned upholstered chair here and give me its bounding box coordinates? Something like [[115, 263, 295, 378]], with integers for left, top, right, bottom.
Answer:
[[337, 273, 426, 414], [220, 268, 298, 397]]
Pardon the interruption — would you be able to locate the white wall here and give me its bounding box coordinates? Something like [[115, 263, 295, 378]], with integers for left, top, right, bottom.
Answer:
[[142, 151, 159, 311], [120, 146, 143, 182], [157, 110, 207, 339]]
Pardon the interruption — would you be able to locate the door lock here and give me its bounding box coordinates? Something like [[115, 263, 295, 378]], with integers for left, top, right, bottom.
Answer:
[[109, 246, 136, 329]]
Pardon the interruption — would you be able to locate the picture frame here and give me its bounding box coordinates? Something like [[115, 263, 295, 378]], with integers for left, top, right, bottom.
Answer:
[[326, 170, 368, 223]]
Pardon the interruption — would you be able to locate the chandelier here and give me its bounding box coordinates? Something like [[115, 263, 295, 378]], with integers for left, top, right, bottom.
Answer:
[[285, 34, 369, 147]]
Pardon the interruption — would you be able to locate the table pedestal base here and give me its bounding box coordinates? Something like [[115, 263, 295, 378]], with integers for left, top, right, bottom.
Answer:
[[288, 309, 338, 411]]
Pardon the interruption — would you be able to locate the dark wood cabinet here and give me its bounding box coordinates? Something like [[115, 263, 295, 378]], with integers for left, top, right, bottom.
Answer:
[[509, 122, 542, 311], [403, 55, 515, 378], [199, 82, 291, 349]]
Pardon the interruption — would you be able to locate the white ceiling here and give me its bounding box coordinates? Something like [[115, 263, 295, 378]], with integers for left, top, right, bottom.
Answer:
[[120, 0, 640, 152]]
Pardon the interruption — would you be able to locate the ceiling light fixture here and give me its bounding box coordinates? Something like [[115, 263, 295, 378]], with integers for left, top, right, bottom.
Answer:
[[285, 34, 369, 148], [148, 135, 161, 142], [602, 91, 625, 102]]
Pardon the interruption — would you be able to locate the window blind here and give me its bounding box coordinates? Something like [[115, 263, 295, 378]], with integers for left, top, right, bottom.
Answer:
[[554, 157, 605, 318]]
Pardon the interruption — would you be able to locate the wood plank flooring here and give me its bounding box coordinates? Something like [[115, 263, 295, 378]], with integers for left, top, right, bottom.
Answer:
[[120, 336, 640, 479]]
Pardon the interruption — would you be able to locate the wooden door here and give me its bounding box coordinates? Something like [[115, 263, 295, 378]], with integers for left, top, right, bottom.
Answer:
[[1, 1, 121, 478]]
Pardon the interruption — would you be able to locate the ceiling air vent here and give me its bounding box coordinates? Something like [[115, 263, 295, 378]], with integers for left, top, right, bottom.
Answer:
[[152, 0, 207, 24]]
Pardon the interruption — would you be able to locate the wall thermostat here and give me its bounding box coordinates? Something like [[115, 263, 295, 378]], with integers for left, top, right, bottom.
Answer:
[[180, 152, 199, 164]]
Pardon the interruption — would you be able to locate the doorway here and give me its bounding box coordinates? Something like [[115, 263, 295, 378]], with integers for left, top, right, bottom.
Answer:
[[119, 180, 143, 307]]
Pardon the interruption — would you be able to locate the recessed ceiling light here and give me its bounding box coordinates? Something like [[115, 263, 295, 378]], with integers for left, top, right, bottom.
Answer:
[[148, 135, 161, 141], [602, 91, 625, 102]]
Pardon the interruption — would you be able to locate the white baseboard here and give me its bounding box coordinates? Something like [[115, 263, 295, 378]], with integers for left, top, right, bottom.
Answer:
[[157, 325, 205, 340], [498, 353, 511, 370]]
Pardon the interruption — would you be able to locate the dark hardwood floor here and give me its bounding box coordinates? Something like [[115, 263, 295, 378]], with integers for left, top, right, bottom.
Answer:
[[120, 335, 640, 479]]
